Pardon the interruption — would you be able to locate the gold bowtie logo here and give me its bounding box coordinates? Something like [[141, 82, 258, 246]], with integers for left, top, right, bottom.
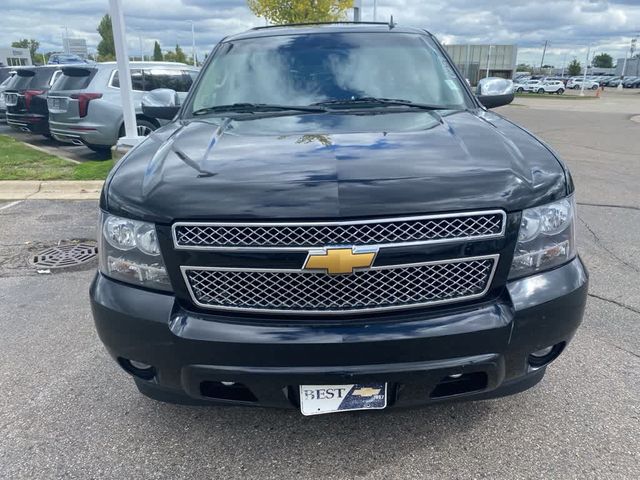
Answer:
[[304, 247, 376, 275], [352, 387, 381, 397]]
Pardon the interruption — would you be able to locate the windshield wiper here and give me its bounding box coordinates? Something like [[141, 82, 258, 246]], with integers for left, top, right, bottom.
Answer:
[[192, 103, 326, 116], [312, 97, 455, 111]]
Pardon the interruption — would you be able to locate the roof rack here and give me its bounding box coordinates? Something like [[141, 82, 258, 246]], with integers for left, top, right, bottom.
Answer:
[[251, 21, 395, 31]]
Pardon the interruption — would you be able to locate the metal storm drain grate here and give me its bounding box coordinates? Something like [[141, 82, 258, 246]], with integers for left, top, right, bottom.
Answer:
[[30, 242, 98, 269]]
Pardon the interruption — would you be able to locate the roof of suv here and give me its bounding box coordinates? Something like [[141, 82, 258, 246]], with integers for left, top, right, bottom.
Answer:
[[225, 22, 430, 42], [93, 61, 192, 69]]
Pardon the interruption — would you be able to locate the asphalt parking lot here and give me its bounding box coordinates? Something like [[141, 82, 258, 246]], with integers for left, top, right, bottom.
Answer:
[[1, 93, 639, 479]]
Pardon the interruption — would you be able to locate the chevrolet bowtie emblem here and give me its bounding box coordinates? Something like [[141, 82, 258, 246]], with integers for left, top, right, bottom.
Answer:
[[352, 387, 381, 397], [304, 247, 377, 275]]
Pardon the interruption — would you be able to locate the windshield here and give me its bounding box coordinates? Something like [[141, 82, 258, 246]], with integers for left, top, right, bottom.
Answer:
[[189, 32, 468, 116]]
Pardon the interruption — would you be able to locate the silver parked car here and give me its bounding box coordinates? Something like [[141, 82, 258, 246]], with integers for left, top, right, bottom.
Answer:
[[0, 69, 18, 122], [48, 62, 198, 152]]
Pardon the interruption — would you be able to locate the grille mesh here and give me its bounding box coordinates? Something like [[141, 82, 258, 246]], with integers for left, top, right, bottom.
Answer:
[[184, 258, 496, 314], [174, 213, 504, 249]]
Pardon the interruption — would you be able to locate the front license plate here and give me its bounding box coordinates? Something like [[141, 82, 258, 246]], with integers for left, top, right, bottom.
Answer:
[[299, 383, 387, 416]]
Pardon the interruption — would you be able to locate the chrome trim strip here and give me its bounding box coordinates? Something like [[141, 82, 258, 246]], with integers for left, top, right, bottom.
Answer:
[[180, 254, 500, 315], [171, 210, 508, 251]]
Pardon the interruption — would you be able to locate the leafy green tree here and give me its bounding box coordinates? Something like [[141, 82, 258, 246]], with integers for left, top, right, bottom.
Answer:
[[592, 53, 613, 68], [516, 63, 532, 72], [174, 44, 187, 63], [97, 14, 116, 61], [11, 39, 39, 63], [567, 58, 581, 76], [153, 41, 163, 61], [247, 0, 353, 24]]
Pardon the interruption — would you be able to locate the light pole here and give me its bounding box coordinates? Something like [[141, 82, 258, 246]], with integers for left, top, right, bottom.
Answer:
[[189, 21, 197, 67], [560, 53, 567, 77], [618, 36, 637, 90], [485, 45, 492, 78], [353, 0, 362, 21], [540, 40, 549, 71], [373, 0, 377, 21], [61, 26, 70, 53], [109, 0, 141, 145], [580, 44, 591, 97], [138, 34, 144, 61]]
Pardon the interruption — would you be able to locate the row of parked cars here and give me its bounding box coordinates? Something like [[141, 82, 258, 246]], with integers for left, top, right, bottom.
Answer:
[[513, 74, 640, 94], [0, 62, 198, 153]]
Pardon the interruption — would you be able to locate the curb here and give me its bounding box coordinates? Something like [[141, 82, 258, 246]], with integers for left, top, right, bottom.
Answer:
[[20, 141, 82, 164], [0, 180, 104, 200]]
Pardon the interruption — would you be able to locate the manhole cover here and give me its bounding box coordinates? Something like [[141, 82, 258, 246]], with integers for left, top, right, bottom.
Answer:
[[30, 242, 98, 269]]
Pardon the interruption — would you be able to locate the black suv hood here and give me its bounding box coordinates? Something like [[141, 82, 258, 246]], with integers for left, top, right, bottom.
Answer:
[[104, 110, 567, 223]]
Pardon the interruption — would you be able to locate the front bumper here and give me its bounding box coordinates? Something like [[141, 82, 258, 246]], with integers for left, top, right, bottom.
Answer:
[[90, 257, 588, 409]]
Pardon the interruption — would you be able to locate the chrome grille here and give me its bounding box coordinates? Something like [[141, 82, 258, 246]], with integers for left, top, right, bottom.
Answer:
[[173, 211, 506, 250], [182, 256, 498, 314]]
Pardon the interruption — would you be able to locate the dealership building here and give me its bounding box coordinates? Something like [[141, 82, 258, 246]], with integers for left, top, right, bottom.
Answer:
[[63, 38, 89, 59], [0, 47, 32, 67], [444, 44, 518, 84], [616, 56, 640, 77]]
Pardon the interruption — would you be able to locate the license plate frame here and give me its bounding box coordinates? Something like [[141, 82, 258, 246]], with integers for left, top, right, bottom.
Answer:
[[299, 383, 387, 416]]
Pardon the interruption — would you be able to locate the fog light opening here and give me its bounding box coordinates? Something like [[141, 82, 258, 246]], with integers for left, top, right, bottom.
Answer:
[[118, 357, 156, 380], [528, 342, 565, 368]]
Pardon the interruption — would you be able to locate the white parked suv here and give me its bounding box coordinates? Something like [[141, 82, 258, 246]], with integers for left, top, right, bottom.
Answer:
[[534, 80, 565, 95], [566, 78, 599, 90], [513, 78, 529, 93], [522, 80, 543, 92]]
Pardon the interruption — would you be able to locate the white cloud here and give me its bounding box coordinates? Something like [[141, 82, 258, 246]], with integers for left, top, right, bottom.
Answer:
[[0, 0, 637, 67]]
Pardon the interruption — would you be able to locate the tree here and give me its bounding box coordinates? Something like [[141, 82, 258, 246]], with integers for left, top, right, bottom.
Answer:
[[516, 63, 532, 72], [592, 53, 613, 69], [97, 14, 116, 61], [567, 58, 581, 76], [164, 45, 187, 63], [153, 41, 163, 61], [174, 44, 187, 63], [247, 0, 353, 24], [11, 39, 39, 63]]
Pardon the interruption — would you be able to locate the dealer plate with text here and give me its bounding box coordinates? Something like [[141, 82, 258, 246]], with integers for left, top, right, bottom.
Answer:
[[299, 383, 387, 416]]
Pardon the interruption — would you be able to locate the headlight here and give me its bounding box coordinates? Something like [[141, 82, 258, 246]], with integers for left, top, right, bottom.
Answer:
[[99, 212, 172, 291], [509, 196, 576, 279]]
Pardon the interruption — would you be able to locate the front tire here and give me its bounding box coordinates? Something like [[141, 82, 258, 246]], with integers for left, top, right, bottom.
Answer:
[[557, 89, 565, 95], [537, 88, 545, 94], [591, 85, 598, 90]]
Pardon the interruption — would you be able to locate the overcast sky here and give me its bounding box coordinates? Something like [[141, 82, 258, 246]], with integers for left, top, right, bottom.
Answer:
[[0, 0, 638, 67]]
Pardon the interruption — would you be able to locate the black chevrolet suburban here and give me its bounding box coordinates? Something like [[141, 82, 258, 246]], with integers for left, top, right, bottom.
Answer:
[[90, 23, 588, 416]]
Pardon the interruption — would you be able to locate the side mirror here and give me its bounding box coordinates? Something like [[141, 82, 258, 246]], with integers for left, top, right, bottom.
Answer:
[[476, 77, 514, 109], [141, 88, 181, 120]]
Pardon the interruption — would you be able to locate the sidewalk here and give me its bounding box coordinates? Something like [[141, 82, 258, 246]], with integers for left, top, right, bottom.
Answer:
[[0, 180, 103, 200]]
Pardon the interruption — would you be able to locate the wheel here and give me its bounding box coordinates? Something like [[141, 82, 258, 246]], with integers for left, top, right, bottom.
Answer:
[[136, 119, 157, 137], [591, 85, 598, 90], [516, 87, 524, 93], [118, 119, 159, 140], [537, 88, 545, 94], [557, 89, 564, 95]]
